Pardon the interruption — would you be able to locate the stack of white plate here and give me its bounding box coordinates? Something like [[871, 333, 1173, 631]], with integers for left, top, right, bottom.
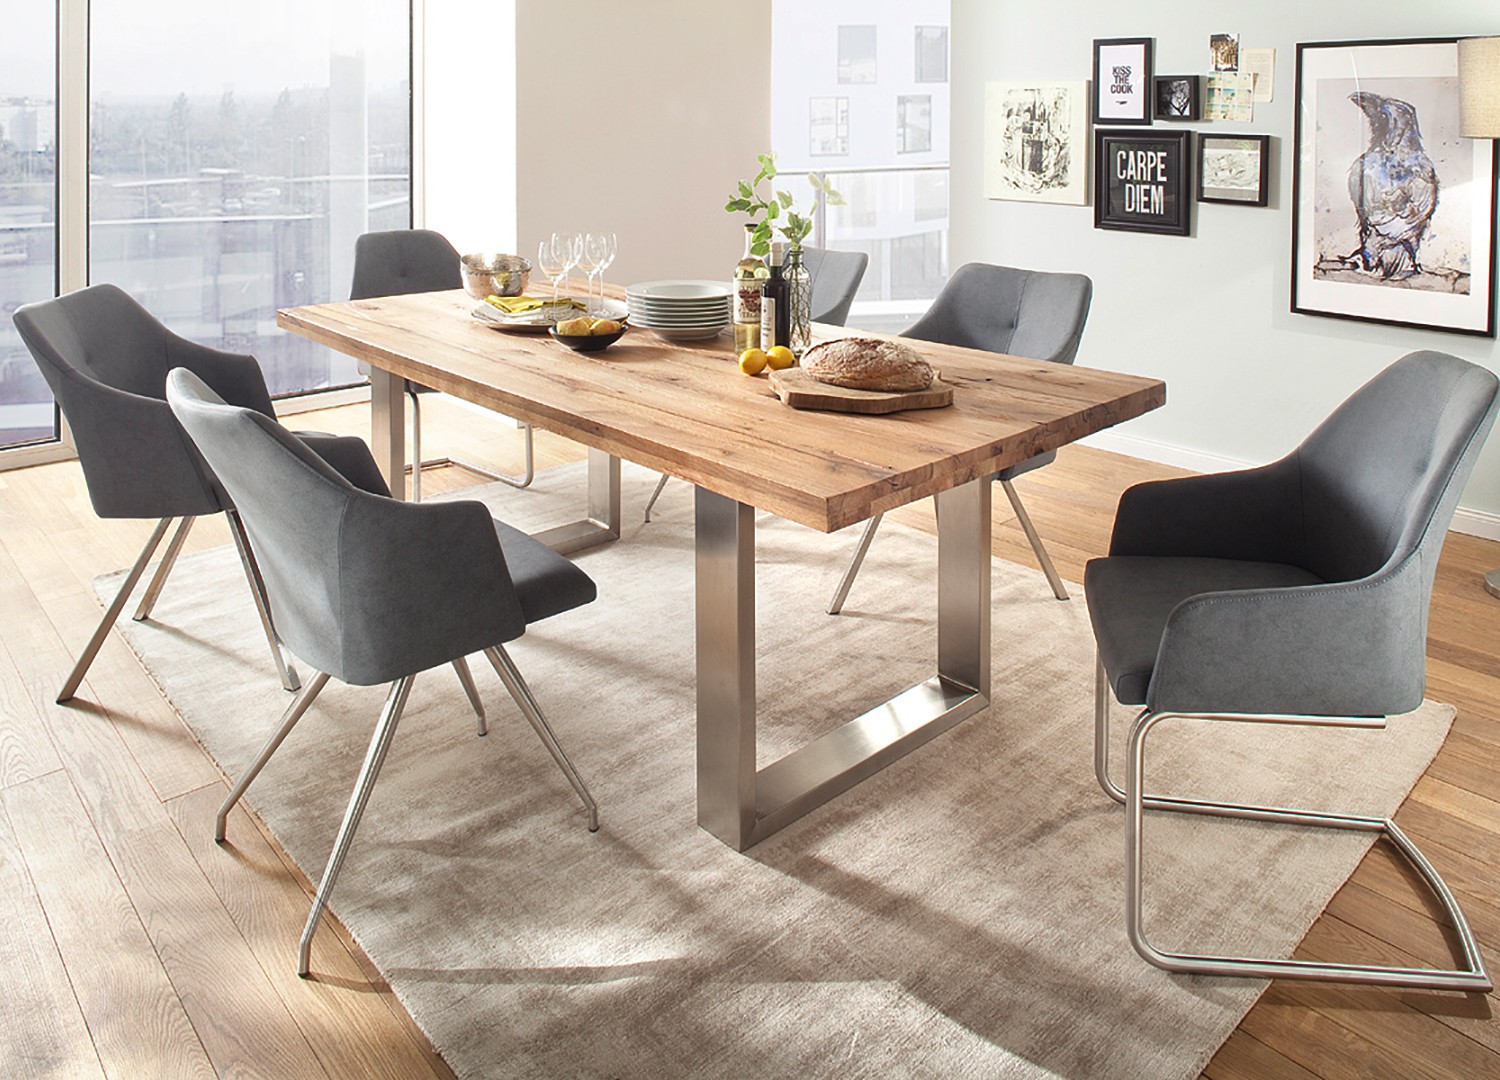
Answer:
[[626, 280, 732, 341]]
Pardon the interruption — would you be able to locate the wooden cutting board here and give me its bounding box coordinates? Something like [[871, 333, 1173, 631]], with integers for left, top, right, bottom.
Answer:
[[768, 367, 953, 414]]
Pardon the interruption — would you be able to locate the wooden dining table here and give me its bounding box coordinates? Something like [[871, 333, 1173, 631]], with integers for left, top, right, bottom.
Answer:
[[277, 290, 1165, 850]]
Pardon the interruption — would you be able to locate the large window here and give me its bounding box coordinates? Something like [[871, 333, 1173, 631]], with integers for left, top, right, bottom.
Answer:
[[0, 3, 58, 448], [90, 2, 411, 398]]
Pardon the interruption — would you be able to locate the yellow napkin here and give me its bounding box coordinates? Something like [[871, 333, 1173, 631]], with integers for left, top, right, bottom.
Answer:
[[485, 295, 584, 315]]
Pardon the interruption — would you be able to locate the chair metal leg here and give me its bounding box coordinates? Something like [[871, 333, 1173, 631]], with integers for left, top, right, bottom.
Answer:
[[298, 675, 415, 977], [452, 655, 486, 735], [407, 387, 536, 499], [1094, 653, 1490, 990], [484, 645, 598, 831], [132, 516, 196, 622], [643, 472, 671, 522], [226, 510, 301, 693], [57, 517, 175, 703], [215, 671, 330, 842], [827, 514, 883, 615], [1000, 479, 1068, 601]]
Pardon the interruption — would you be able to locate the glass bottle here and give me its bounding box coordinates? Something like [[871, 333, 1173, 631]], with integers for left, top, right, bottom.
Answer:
[[760, 241, 790, 351], [732, 224, 767, 353], [786, 245, 812, 359]]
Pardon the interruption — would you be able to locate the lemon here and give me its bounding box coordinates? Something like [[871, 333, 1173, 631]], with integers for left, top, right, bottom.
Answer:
[[765, 345, 795, 370], [738, 348, 768, 375]]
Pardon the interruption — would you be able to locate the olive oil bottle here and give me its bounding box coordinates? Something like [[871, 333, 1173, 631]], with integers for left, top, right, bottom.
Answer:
[[732, 224, 766, 353]]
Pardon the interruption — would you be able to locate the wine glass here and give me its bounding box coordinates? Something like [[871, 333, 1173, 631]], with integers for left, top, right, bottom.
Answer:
[[536, 238, 568, 306], [586, 232, 617, 315], [576, 236, 603, 315], [552, 231, 582, 311]]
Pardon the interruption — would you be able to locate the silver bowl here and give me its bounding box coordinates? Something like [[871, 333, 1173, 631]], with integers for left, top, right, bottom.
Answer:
[[461, 253, 531, 299]]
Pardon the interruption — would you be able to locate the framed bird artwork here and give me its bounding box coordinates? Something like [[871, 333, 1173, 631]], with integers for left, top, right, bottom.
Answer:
[[1292, 38, 1498, 337]]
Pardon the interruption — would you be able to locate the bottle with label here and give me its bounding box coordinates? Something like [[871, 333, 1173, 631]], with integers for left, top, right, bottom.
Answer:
[[732, 224, 767, 353], [760, 241, 789, 351]]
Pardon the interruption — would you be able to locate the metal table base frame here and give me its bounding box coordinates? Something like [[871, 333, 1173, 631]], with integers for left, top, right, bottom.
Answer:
[[1093, 656, 1492, 991], [695, 479, 992, 851], [370, 368, 620, 554]]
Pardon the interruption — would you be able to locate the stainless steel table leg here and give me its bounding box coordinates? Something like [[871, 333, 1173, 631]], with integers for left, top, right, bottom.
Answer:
[[695, 487, 758, 850], [532, 448, 622, 554], [694, 478, 992, 851], [370, 367, 407, 501]]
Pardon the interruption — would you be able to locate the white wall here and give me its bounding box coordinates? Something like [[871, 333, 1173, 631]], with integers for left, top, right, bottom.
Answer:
[[951, 1, 1500, 525], [420, 0, 518, 254], [514, 0, 771, 284]]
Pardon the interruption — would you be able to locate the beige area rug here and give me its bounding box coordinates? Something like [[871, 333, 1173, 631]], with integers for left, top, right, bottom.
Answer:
[[104, 461, 1454, 1079]]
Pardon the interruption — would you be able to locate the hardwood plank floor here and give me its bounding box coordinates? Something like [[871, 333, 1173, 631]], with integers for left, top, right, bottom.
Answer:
[[0, 393, 1497, 1078]]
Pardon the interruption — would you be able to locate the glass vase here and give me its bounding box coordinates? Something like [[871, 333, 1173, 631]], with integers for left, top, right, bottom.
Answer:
[[786, 246, 812, 359]]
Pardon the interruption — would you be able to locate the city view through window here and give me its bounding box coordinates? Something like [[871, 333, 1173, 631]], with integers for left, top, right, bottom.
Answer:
[[772, 0, 950, 333], [0, 2, 411, 450]]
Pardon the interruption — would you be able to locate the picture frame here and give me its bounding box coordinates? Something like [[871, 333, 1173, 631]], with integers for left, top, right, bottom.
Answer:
[[1154, 75, 1201, 121], [1093, 38, 1153, 125], [1292, 37, 1497, 337], [1094, 128, 1193, 235], [984, 81, 1090, 205], [1198, 133, 1270, 205]]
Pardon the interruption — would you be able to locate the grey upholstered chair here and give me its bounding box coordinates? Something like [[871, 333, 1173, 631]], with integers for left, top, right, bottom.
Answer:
[[13, 283, 385, 702], [1088, 350, 1497, 991], [166, 368, 599, 977], [828, 262, 1093, 613], [642, 244, 870, 522], [351, 229, 534, 500]]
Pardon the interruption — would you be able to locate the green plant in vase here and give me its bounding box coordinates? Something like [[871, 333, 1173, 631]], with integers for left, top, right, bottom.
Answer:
[[776, 174, 845, 357]]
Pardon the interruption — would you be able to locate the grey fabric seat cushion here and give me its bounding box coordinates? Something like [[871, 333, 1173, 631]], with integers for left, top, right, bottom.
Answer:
[[1086, 556, 1324, 705], [492, 518, 598, 624]]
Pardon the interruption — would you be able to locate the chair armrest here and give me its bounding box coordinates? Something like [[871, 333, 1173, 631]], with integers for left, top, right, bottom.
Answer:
[[333, 493, 527, 685], [51, 365, 221, 519], [295, 432, 392, 497], [1147, 558, 1428, 716], [1110, 459, 1300, 563], [165, 336, 276, 416]]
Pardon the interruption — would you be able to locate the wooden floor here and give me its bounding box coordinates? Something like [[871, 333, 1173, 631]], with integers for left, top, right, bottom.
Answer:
[[1, 394, 1498, 1078]]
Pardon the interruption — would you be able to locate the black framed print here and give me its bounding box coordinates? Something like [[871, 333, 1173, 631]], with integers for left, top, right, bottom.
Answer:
[[1093, 38, 1153, 125], [1292, 37, 1497, 337], [1094, 128, 1192, 235], [1198, 134, 1270, 205], [1154, 75, 1201, 121]]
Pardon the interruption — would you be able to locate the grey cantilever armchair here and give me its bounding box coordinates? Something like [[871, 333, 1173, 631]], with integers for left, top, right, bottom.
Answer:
[[352, 229, 534, 499], [642, 244, 870, 522], [12, 283, 383, 702], [827, 263, 1093, 614], [166, 368, 599, 978], [1087, 350, 1497, 991]]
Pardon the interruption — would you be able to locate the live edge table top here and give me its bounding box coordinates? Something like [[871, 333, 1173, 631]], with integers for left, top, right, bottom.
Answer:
[[277, 290, 1165, 533]]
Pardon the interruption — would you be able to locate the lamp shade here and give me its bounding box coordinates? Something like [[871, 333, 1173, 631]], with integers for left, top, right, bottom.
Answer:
[[1459, 36, 1500, 138]]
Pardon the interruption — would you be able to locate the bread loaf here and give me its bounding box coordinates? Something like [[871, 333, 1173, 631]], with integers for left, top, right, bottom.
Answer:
[[802, 337, 933, 392]]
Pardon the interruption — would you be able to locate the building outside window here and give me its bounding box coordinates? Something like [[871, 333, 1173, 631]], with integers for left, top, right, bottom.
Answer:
[[837, 25, 877, 84], [897, 95, 932, 153], [809, 97, 849, 157], [773, 1, 950, 334], [915, 26, 948, 83], [0, 1, 412, 460], [0, 3, 58, 449]]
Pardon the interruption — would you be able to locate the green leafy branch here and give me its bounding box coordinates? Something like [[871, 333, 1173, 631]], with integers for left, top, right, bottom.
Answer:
[[725, 154, 847, 256]]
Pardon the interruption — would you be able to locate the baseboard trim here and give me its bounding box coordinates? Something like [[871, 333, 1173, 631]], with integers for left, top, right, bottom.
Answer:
[[1081, 430, 1500, 541]]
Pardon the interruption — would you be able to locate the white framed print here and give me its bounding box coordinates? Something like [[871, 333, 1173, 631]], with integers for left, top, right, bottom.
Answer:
[[1093, 38, 1153, 125], [984, 81, 1090, 205]]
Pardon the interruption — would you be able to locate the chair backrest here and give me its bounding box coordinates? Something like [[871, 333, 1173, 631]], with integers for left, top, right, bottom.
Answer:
[[350, 229, 462, 300], [902, 262, 1093, 365], [12, 284, 272, 519], [166, 369, 525, 685], [801, 247, 870, 327], [1292, 350, 1500, 592]]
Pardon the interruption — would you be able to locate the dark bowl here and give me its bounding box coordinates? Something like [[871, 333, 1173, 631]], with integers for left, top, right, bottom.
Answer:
[[549, 323, 628, 352]]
